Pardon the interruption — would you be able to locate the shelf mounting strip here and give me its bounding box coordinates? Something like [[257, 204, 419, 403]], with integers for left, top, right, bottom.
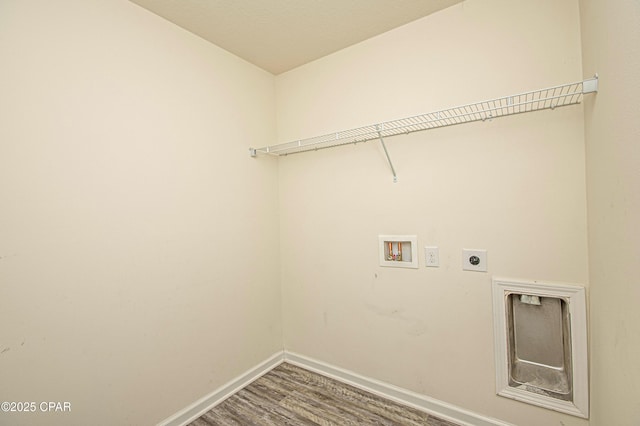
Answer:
[[250, 75, 598, 181]]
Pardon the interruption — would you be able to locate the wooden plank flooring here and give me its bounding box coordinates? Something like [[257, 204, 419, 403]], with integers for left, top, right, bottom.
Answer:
[[188, 362, 460, 426]]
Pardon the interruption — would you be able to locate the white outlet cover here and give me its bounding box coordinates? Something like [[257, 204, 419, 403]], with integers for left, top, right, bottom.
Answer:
[[462, 249, 487, 272], [424, 246, 439, 267]]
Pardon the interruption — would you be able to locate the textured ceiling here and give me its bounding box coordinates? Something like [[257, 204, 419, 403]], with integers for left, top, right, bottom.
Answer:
[[129, 0, 463, 75]]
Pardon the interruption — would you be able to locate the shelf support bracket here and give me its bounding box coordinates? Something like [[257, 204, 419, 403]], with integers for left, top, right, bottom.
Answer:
[[377, 128, 397, 183], [583, 74, 598, 94]]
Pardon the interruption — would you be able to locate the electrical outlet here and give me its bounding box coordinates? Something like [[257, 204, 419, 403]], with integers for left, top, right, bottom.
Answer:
[[462, 249, 487, 272], [424, 246, 439, 267]]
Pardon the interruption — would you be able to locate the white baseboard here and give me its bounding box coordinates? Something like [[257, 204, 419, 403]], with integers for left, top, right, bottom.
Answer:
[[158, 350, 512, 426], [284, 351, 514, 426], [157, 351, 284, 426]]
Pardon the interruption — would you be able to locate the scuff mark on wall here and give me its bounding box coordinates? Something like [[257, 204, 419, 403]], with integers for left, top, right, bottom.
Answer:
[[1, 347, 10, 354], [365, 303, 429, 336], [370, 272, 379, 291]]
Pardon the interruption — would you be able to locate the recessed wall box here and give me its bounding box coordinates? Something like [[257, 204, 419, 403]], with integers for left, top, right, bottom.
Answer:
[[492, 278, 589, 418], [379, 235, 418, 269]]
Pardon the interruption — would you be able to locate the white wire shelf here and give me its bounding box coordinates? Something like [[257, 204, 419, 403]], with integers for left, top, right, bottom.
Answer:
[[250, 76, 598, 158]]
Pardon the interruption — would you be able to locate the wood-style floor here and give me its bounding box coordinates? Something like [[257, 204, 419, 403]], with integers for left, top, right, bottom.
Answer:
[[188, 362, 460, 426]]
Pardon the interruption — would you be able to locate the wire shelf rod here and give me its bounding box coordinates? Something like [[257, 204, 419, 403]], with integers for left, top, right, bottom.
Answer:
[[250, 76, 597, 157]]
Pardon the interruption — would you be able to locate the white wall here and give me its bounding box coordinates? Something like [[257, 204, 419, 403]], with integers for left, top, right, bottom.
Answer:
[[6, 1, 636, 425], [276, 1, 590, 425], [0, 1, 281, 425], [580, 1, 640, 425]]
